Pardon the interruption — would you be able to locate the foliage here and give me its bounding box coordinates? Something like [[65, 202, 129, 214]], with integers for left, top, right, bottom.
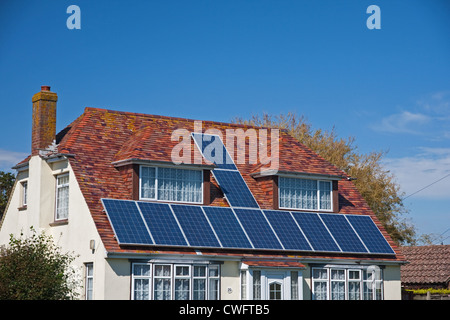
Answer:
[[405, 288, 450, 295], [233, 112, 417, 245], [0, 227, 80, 300], [0, 171, 15, 220]]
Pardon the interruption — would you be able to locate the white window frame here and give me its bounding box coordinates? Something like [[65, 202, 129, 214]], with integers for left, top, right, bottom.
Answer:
[[21, 181, 28, 207], [85, 263, 94, 300], [55, 173, 69, 221], [139, 166, 203, 204], [131, 262, 220, 300], [278, 176, 333, 212], [312, 266, 384, 300]]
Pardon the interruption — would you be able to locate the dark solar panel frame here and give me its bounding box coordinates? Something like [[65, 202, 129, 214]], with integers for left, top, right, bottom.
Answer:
[[233, 208, 283, 250], [291, 211, 341, 252], [202, 206, 253, 249], [263, 210, 313, 251], [345, 215, 395, 254], [137, 201, 188, 247], [191, 133, 237, 170], [211, 170, 260, 208], [319, 213, 368, 253], [170, 204, 221, 248], [101, 199, 153, 245]]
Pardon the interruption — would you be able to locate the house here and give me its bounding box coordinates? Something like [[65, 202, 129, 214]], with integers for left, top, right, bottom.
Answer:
[[401, 245, 450, 290], [0, 86, 407, 300]]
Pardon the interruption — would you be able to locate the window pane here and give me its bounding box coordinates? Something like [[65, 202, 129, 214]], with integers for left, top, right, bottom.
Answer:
[[291, 271, 298, 300], [331, 281, 345, 300], [313, 268, 328, 280], [175, 279, 190, 300], [253, 271, 261, 300], [154, 278, 171, 300], [193, 279, 206, 300], [141, 167, 156, 199], [209, 278, 219, 300], [176, 266, 189, 276], [134, 279, 150, 300], [313, 282, 327, 300], [348, 281, 361, 300], [279, 177, 320, 210], [269, 283, 282, 300], [134, 264, 150, 277], [194, 266, 206, 277], [157, 167, 202, 203], [319, 181, 331, 210], [56, 175, 69, 220]]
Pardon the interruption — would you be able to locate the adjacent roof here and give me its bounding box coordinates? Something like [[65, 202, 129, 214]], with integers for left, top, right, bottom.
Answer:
[[401, 245, 450, 286], [19, 107, 405, 262]]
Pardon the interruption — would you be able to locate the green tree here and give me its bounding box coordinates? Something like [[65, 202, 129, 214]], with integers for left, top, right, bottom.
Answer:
[[0, 228, 80, 300], [233, 112, 417, 245], [0, 171, 15, 220]]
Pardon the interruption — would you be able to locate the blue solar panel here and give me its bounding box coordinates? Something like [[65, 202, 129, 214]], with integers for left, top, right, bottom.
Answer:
[[263, 210, 313, 251], [202, 206, 253, 249], [191, 133, 237, 170], [102, 198, 396, 256], [234, 209, 282, 250], [319, 214, 368, 253], [137, 202, 188, 246], [212, 170, 259, 208], [171, 204, 221, 248], [346, 215, 395, 254], [291, 211, 341, 252], [102, 199, 153, 245]]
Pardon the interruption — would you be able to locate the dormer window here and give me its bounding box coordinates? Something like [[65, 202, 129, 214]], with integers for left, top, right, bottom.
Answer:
[[279, 176, 332, 211], [140, 166, 203, 204]]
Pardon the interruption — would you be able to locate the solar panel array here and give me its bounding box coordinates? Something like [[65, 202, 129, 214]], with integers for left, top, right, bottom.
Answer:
[[191, 133, 259, 208], [102, 199, 395, 255]]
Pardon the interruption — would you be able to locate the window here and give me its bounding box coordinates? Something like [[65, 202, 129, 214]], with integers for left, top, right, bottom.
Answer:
[[312, 266, 383, 300], [133, 264, 151, 300], [279, 177, 332, 211], [312, 268, 328, 300], [21, 181, 28, 207], [85, 263, 94, 300], [55, 174, 69, 220], [140, 166, 202, 203], [132, 263, 220, 300]]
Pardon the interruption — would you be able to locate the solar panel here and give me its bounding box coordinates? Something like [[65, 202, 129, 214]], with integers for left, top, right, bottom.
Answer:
[[102, 198, 396, 256], [102, 199, 153, 245], [291, 211, 341, 252], [191, 133, 237, 170], [212, 170, 259, 208], [137, 202, 188, 246], [263, 210, 313, 251], [346, 215, 395, 254], [202, 206, 253, 249], [234, 208, 283, 250], [319, 214, 368, 253], [170, 204, 221, 248]]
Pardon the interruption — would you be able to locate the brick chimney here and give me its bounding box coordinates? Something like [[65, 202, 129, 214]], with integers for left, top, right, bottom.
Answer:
[[31, 86, 58, 155]]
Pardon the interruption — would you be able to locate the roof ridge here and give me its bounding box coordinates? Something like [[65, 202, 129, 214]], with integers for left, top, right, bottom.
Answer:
[[82, 106, 284, 131]]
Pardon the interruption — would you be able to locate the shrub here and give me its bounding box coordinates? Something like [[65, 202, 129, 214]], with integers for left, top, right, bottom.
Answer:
[[0, 228, 80, 300]]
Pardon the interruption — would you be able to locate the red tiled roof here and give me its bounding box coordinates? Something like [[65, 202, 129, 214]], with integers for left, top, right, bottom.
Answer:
[[401, 245, 450, 285], [19, 107, 405, 261]]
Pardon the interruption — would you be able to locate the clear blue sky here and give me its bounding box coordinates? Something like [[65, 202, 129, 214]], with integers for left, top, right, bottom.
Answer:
[[0, 0, 449, 244]]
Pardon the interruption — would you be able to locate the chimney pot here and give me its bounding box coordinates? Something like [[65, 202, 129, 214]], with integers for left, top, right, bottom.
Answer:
[[41, 85, 51, 92]]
